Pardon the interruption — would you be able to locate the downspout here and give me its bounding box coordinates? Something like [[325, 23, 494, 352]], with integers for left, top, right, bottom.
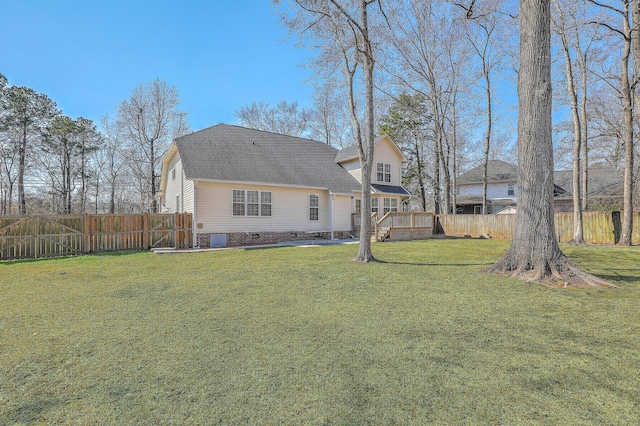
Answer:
[[330, 192, 335, 240], [193, 180, 198, 248]]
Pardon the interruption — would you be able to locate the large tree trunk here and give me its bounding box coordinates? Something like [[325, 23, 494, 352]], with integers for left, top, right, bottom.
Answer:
[[353, 0, 376, 262], [487, 0, 612, 288], [618, 3, 634, 246]]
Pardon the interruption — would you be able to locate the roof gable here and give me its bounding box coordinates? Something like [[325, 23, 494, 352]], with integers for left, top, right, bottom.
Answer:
[[166, 124, 361, 194], [335, 134, 407, 163]]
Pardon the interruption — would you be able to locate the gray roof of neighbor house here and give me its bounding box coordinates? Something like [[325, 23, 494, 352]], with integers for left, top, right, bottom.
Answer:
[[554, 166, 623, 199], [455, 159, 623, 199], [174, 124, 363, 194], [457, 160, 518, 185]]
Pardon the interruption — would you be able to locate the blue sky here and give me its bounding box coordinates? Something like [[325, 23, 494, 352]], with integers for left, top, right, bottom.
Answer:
[[0, 0, 313, 131]]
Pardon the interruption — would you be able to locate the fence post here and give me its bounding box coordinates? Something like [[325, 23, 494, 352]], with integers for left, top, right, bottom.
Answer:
[[143, 213, 149, 249], [174, 212, 179, 249], [83, 213, 91, 253]]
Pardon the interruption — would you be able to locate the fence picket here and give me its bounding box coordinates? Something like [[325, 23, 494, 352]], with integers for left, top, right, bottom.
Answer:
[[437, 212, 634, 245], [0, 213, 192, 260]]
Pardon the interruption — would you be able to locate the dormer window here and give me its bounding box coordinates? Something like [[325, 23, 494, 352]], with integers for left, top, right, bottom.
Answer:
[[377, 162, 391, 183]]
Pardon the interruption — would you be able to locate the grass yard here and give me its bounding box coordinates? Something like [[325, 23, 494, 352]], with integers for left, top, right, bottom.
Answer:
[[1, 239, 639, 425]]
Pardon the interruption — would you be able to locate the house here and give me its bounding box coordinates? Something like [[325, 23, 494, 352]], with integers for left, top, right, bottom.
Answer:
[[455, 160, 623, 214], [455, 160, 518, 214], [158, 124, 411, 247]]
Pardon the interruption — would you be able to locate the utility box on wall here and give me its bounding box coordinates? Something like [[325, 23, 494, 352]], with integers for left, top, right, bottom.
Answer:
[[210, 234, 226, 247]]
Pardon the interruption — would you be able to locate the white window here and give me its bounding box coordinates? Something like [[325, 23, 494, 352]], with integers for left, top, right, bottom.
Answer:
[[371, 197, 379, 214], [176, 195, 180, 212], [376, 162, 391, 183], [309, 194, 319, 221], [474, 205, 482, 215], [260, 191, 272, 217], [171, 168, 176, 180], [233, 190, 245, 216], [355, 199, 361, 214], [383, 198, 399, 215], [246, 190, 259, 216], [508, 183, 515, 196], [233, 189, 272, 217]]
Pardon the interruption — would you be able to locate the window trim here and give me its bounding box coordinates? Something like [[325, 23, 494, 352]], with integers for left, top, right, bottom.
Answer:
[[383, 197, 398, 215], [309, 194, 319, 221], [507, 183, 515, 196], [376, 162, 392, 183], [232, 189, 272, 217], [371, 197, 379, 215]]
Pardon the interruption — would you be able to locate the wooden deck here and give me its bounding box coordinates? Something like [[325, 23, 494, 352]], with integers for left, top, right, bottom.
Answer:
[[352, 212, 434, 242]]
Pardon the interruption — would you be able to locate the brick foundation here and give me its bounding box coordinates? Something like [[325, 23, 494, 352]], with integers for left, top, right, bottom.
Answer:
[[196, 230, 353, 248]]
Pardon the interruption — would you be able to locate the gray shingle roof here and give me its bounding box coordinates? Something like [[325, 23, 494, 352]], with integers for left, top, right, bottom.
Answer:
[[457, 160, 518, 185], [335, 144, 359, 163], [372, 183, 412, 195], [175, 124, 361, 194], [553, 167, 623, 199]]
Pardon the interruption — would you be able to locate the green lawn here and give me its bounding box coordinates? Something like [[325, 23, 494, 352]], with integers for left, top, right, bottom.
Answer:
[[1, 240, 639, 424]]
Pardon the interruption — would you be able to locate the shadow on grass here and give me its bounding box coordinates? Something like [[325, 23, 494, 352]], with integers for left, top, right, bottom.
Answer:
[[374, 259, 492, 267], [591, 272, 640, 285], [0, 249, 147, 265]]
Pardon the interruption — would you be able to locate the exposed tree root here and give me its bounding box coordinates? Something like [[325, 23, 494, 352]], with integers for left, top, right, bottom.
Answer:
[[352, 254, 377, 263], [485, 254, 619, 289]]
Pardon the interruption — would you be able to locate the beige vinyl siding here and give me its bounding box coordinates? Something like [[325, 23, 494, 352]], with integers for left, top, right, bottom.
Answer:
[[164, 155, 181, 212], [341, 158, 362, 183], [332, 194, 353, 230], [162, 154, 194, 213], [182, 178, 194, 212], [196, 181, 350, 233], [372, 139, 403, 186]]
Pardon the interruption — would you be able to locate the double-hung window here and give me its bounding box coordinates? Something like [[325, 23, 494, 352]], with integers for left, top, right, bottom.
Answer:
[[233, 189, 272, 216], [383, 198, 398, 215], [371, 197, 379, 215], [260, 192, 272, 216], [309, 194, 319, 221], [377, 162, 391, 183], [507, 183, 515, 196]]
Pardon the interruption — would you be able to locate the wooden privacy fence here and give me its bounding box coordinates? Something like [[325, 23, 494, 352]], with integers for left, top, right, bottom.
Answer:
[[436, 212, 640, 245], [0, 213, 193, 260]]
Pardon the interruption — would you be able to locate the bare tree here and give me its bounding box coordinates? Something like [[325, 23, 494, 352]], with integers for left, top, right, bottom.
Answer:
[[98, 115, 129, 214], [277, 0, 382, 262], [457, 0, 507, 215], [381, 0, 474, 214], [488, 0, 612, 288], [553, 0, 585, 243], [117, 78, 190, 213], [587, 0, 634, 245], [307, 81, 353, 147], [235, 100, 311, 137]]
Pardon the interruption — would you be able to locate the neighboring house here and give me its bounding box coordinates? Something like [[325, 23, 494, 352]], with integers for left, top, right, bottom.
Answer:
[[553, 166, 624, 212], [455, 160, 623, 214], [456, 160, 518, 214], [158, 124, 410, 247]]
